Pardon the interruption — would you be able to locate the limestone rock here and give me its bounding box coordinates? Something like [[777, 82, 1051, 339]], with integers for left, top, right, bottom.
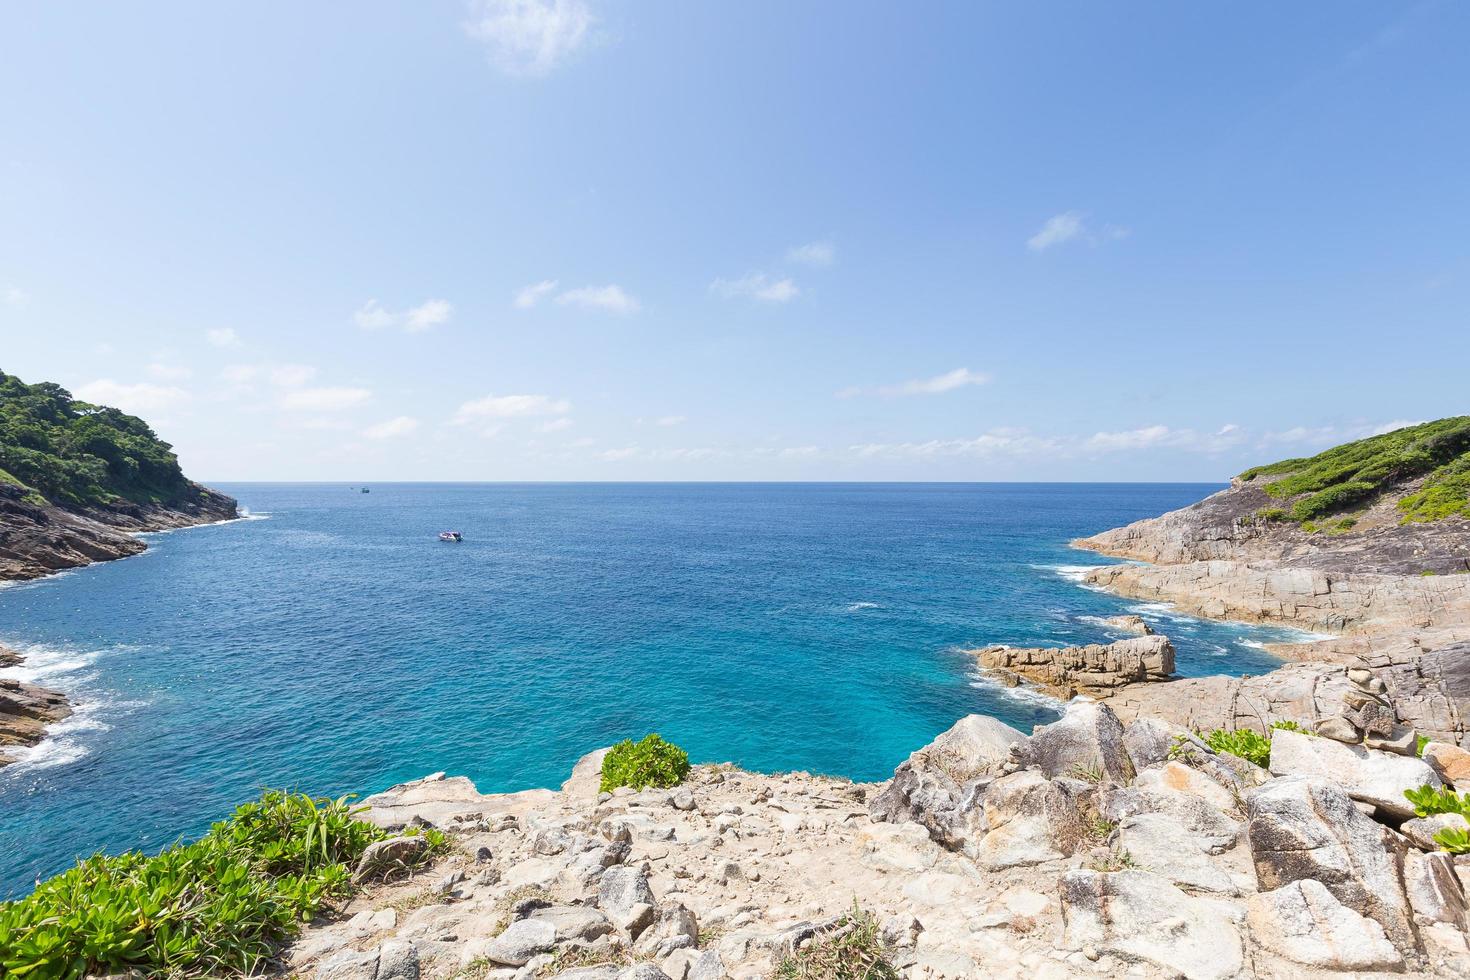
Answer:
[[1403, 849, 1470, 928], [1100, 614, 1153, 634], [1098, 783, 1241, 854], [1246, 775, 1416, 953], [1246, 879, 1402, 971], [1314, 716, 1361, 743], [485, 918, 557, 966], [1058, 868, 1243, 980], [974, 635, 1174, 699], [1012, 700, 1135, 785], [1424, 741, 1470, 787], [970, 770, 1091, 870], [866, 713, 1023, 848], [1268, 727, 1441, 817]]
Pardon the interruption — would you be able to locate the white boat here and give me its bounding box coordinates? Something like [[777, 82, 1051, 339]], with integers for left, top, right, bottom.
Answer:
[[439, 531, 462, 542]]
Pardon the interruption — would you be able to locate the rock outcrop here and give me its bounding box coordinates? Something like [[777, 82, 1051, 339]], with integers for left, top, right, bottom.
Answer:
[[0, 644, 71, 767], [973, 635, 1175, 699]]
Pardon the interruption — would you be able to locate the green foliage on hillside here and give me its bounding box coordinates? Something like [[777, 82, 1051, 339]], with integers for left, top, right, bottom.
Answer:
[[0, 369, 194, 508], [0, 790, 444, 979], [1238, 417, 1470, 525]]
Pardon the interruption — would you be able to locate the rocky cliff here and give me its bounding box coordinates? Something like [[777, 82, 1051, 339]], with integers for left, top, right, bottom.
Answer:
[[280, 682, 1470, 980]]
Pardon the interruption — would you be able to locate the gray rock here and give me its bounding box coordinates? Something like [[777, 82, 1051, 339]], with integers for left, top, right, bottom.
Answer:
[[1013, 701, 1135, 785], [866, 713, 1023, 848], [1268, 727, 1440, 817], [635, 902, 699, 957], [597, 866, 657, 936], [1058, 869, 1242, 980], [547, 969, 620, 980], [1116, 813, 1238, 893], [1365, 723, 1419, 756], [1399, 812, 1470, 851], [375, 939, 419, 980], [529, 905, 615, 942], [1098, 784, 1241, 854], [1403, 849, 1470, 928], [316, 948, 379, 980], [616, 967, 672, 980], [1121, 717, 1178, 770], [485, 918, 557, 966], [670, 788, 696, 811], [1424, 741, 1470, 787], [352, 835, 429, 883], [1246, 879, 1402, 971], [1246, 776, 1416, 953], [1313, 716, 1361, 743], [686, 950, 727, 980], [970, 770, 1093, 869]]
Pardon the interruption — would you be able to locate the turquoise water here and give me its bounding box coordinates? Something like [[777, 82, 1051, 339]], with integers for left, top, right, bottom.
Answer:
[[0, 483, 1310, 895]]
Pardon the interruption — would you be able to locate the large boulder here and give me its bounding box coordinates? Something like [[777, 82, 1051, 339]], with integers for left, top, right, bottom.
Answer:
[[1267, 727, 1440, 817], [352, 836, 428, 883], [968, 770, 1092, 870], [1403, 849, 1470, 929], [867, 714, 1023, 848], [1013, 701, 1135, 785], [1424, 741, 1470, 787], [974, 635, 1175, 699], [1246, 776, 1416, 953], [1098, 783, 1241, 854], [1058, 869, 1243, 980], [1246, 879, 1402, 971], [1116, 813, 1239, 893], [484, 918, 557, 966], [597, 866, 657, 937]]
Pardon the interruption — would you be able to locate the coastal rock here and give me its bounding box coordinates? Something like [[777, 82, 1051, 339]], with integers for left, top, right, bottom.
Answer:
[[1099, 614, 1152, 634], [1115, 813, 1239, 893], [1267, 727, 1440, 817], [1400, 813, 1470, 851], [0, 649, 72, 767], [1424, 740, 1470, 787], [1011, 700, 1134, 785], [974, 634, 1174, 699], [1102, 660, 1360, 736], [1058, 868, 1243, 980], [1246, 775, 1417, 953], [867, 713, 1023, 848], [484, 918, 557, 966], [1403, 850, 1470, 928], [969, 769, 1091, 869], [1246, 879, 1403, 971], [597, 866, 657, 936], [353, 836, 429, 883]]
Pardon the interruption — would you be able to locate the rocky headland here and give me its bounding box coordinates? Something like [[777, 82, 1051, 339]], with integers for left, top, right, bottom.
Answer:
[[0, 368, 239, 763]]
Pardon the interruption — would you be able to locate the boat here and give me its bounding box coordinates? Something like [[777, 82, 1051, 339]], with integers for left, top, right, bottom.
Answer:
[[361, 487, 370, 494], [439, 531, 462, 542]]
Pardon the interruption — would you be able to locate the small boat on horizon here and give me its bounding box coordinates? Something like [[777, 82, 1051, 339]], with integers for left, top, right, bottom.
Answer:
[[439, 530, 462, 542], [361, 487, 370, 493]]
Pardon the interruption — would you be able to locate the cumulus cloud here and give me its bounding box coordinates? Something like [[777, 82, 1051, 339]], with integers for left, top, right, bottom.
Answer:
[[710, 273, 799, 303], [840, 367, 990, 399], [1027, 212, 1130, 252], [278, 387, 372, 412], [354, 298, 454, 333], [1372, 419, 1427, 436], [514, 279, 559, 309], [453, 393, 572, 424], [850, 430, 1063, 460], [75, 380, 190, 416], [556, 284, 640, 314], [206, 327, 242, 348], [364, 416, 420, 439], [786, 241, 835, 268], [462, 0, 595, 76], [1086, 424, 1244, 453]]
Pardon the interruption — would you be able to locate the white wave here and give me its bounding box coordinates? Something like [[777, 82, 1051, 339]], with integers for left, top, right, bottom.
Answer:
[[0, 643, 108, 685], [0, 699, 113, 773], [967, 669, 1065, 711], [135, 512, 268, 538], [844, 602, 882, 612], [1031, 563, 1102, 583], [1237, 639, 1266, 651]]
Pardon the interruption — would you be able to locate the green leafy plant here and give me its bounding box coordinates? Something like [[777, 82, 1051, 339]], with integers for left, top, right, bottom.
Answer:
[[1403, 785, 1470, 819], [1416, 735, 1430, 757], [1201, 721, 1311, 769], [1435, 826, 1470, 855], [0, 790, 431, 979], [599, 733, 691, 793], [772, 903, 900, 980]]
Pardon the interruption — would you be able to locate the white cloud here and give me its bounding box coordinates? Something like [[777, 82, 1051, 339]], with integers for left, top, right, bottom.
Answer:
[[1086, 424, 1174, 451], [3, 284, 27, 306], [354, 298, 453, 332], [850, 430, 1062, 460], [364, 416, 420, 439], [270, 364, 318, 387], [538, 417, 575, 433], [655, 415, 686, 427], [1027, 211, 1086, 251], [146, 363, 193, 381], [710, 272, 799, 303], [786, 241, 835, 268], [1086, 424, 1244, 453], [882, 367, 989, 397], [453, 393, 572, 424], [1371, 419, 1426, 436], [556, 284, 640, 314], [75, 380, 190, 416], [462, 0, 594, 76], [206, 327, 242, 348], [279, 386, 372, 412], [221, 364, 258, 385], [514, 279, 559, 309]]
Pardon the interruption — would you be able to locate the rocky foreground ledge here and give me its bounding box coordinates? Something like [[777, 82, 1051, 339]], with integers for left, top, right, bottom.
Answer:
[[284, 677, 1470, 980]]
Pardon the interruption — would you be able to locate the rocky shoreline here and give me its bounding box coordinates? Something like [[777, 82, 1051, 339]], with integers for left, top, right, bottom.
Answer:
[[0, 481, 239, 766]]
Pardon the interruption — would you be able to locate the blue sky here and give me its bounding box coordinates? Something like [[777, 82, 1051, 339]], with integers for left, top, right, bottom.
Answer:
[[1, 1, 1466, 481]]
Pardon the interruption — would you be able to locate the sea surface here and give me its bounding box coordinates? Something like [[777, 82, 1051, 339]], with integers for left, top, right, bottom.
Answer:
[[0, 483, 1313, 895]]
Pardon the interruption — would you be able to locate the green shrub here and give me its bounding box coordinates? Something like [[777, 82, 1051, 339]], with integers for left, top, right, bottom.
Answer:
[[1203, 721, 1311, 769], [1436, 826, 1470, 855], [0, 790, 423, 979], [772, 904, 900, 980], [1416, 734, 1430, 756], [600, 734, 691, 793], [1403, 785, 1470, 819]]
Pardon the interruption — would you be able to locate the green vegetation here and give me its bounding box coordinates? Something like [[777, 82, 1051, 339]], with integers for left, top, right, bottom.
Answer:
[[1202, 720, 1312, 769], [0, 790, 442, 979], [1402, 786, 1470, 854], [772, 904, 900, 980], [0, 369, 197, 509], [1417, 734, 1431, 756], [599, 733, 692, 793], [1238, 417, 1470, 525]]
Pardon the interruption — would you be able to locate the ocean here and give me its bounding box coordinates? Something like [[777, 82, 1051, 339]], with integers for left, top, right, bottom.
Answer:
[[0, 483, 1311, 896]]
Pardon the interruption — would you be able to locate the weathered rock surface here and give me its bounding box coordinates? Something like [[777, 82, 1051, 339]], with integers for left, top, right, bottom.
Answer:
[[1011, 700, 1135, 784], [0, 645, 72, 767], [1246, 878, 1403, 970], [973, 634, 1175, 699], [1267, 727, 1439, 817]]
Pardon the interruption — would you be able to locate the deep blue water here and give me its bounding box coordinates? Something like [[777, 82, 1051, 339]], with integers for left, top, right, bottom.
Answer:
[[0, 483, 1310, 895]]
